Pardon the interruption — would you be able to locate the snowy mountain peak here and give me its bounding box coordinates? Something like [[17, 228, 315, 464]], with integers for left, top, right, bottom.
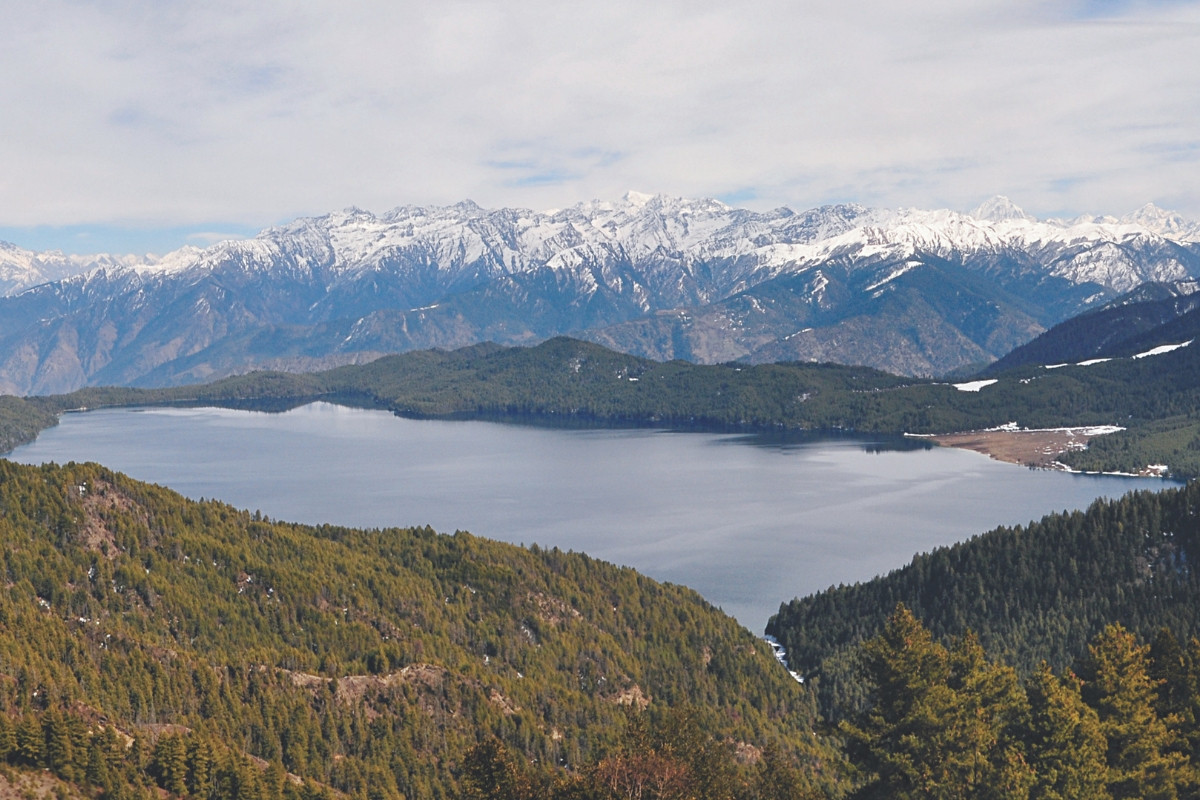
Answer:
[[970, 196, 1036, 223], [4, 192, 1200, 393], [5, 193, 1200, 305], [452, 199, 484, 214], [1121, 203, 1196, 238], [623, 190, 655, 207], [0, 241, 161, 296]]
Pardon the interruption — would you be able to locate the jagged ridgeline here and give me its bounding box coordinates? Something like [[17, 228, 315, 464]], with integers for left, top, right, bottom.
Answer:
[[767, 481, 1200, 720], [0, 460, 834, 799], [3, 195, 1200, 395]]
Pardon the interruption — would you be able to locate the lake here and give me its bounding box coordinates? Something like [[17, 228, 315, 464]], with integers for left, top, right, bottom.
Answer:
[[6, 402, 1169, 630]]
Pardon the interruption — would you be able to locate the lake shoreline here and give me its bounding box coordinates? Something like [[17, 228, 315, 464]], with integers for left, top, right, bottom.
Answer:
[[9, 403, 1159, 629], [24, 397, 1173, 481], [919, 426, 1171, 478]]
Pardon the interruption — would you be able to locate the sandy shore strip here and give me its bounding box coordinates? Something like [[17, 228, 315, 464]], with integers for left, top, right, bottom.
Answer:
[[913, 425, 1128, 471]]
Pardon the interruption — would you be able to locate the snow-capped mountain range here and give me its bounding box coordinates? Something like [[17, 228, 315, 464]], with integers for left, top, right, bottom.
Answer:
[[0, 241, 163, 297], [1, 193, 1198, 394]]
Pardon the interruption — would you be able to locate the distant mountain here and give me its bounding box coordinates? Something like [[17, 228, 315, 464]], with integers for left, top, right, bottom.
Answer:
[[987, 279, 1200, 372], [971, 195, 1037, 223], [0, 240, 158, 295], [3, 194, 1200, 394]]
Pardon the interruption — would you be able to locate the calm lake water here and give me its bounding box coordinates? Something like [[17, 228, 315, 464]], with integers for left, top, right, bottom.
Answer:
[[7, 402, 1171, 630]]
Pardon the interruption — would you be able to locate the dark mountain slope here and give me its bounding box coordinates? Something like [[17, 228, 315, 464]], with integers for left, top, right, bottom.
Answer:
[[986, 280, 1200, 372], [1104, 303, 1200, 358], [584, 252, 1094, 376]]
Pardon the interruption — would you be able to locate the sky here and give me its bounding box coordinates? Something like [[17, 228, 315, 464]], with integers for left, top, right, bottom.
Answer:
[[1, 0, 1199, 255]]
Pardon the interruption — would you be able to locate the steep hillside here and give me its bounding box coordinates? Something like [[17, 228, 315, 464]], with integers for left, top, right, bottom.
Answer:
[[0, 395, 58, 452], [0, 459, 833, 799], [986, 280, 1200, 371], [584, 253, 1051, 375], [766, 481, 1200, 720]]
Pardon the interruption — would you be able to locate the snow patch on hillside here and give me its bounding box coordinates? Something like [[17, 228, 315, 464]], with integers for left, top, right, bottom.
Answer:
[[1132, 340, 1193, 359], [953, 379, 998, 392]]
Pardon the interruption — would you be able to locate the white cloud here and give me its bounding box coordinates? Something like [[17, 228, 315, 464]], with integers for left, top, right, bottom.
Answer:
[[1, 0, 1199, 244]]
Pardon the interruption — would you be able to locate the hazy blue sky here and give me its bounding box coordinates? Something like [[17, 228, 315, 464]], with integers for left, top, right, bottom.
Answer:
[[2, 0, 1199, 254]]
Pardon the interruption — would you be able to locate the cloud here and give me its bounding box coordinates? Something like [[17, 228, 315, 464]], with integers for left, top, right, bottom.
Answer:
[[186, 230, 254, 247], [486, 144, 624, 190], [1, 0, 1199, 251]]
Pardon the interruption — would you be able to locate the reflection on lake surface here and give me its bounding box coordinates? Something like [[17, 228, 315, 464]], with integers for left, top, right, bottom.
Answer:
[[7, 402, 1172, 630]]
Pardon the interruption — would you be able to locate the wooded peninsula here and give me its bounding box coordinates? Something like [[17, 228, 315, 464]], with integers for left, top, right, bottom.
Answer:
[[3, 336, 1199, 478]]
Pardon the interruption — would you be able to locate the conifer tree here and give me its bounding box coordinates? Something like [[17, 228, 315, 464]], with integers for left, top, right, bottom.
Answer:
[[187, 735, 216, 799], [459, 738, 533, 800], [0, 714, 14, 761], [1181, 638, 1200, 789], [1149, 629, 1189, 720], [15, 713, 44, 766], [44, 709, 76, 780], [843, 606, 1042, 799], [1024, 663, 1110, 800], [946, 634, 1034, 800], [85, 736, 111, 791], [840, 604, 957, 799], [153, 734, 188, 796], [1079, 624, 1187, 800]]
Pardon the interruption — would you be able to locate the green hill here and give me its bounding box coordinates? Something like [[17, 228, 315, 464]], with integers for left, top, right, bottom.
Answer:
[[766, 481, 1200, 721], [0, 458, 836, 800]]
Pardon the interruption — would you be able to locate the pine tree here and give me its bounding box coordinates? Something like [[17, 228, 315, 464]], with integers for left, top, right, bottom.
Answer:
[[843, 606, 1041, 800], [1181, 638, 1200, 792], [840, 604, 957, 799], [153, 734, 189, 796], [85, 735, 112, 790], [0, 714, 14, 761], [1024, 663, 1110, 800], [1079, 624, 1187, 800], [187, 735, 216, 799], [1149, 629, 1188, 720], [42, 710, 72, 780], [459, 738, 533, 800], [946, 634, 1034, 800], [15, 713, 44, 766]]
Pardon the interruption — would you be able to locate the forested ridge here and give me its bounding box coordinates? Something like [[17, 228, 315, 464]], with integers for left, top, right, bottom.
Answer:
[[3, 334, 1200, 477], [767, 481, 1200, 724], [985, 282, 1200, 373], [0, 459, 836, 800], [0, 395, 57, 453]]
